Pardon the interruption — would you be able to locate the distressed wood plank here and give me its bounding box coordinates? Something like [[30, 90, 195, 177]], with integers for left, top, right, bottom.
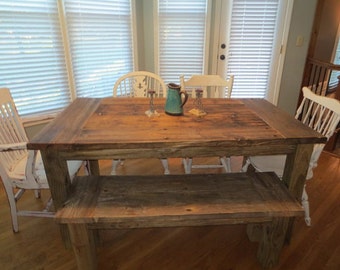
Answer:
[[56, 173, 304, 227], [56, 172, 304, 269]]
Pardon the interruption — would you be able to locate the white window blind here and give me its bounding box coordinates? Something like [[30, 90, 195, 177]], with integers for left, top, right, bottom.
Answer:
[[227, 0, 279, 98], [0, 0, 134, 116], [157, 0, 208, 84], [64, 0, 134, 98], [0, 0, 71, 116]]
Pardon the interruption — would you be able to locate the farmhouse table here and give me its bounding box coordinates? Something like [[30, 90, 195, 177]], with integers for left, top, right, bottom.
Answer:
[[28, 97, 326, 245]]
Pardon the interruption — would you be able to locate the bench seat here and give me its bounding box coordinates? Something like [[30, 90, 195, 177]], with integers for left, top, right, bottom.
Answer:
[[56, 172, 304, 269]]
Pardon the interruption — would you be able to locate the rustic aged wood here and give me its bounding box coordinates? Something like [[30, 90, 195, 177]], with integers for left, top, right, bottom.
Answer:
[[55, 172, 304, 270], [28, 98, 326, 245]]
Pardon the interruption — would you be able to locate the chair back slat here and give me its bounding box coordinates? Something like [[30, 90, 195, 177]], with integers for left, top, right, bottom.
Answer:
[[113, 71, 167, 98], [180, 74, 234, 98], [296, 87, 340, 178], [297, 88, 340, 139], [0, 88, 28, 176]]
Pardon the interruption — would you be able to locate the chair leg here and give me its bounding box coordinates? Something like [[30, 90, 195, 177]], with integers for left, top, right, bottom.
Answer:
[[160, 158, 170, 174], [3, 183, 19, 232], [111, 159, 121, 175], [182, 158, 192, 174], [84, 160, 90, 175], [302, 184, 311, 226], [44, 197, 54, 212], [220, 156, 231, 172], [34, 189, 41, 199], [241, 158, 251, 172]]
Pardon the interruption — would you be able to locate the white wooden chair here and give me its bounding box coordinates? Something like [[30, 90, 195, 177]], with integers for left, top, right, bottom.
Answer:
[[113, 71, 167, 98], [112, 71, 169, 175], [0, 88, 85, 232], [242, 87, 340, 226], [180, 74, 234, 174]]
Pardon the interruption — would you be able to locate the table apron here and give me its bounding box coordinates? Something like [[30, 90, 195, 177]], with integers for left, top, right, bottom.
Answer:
[[55, 144, 299, 160]]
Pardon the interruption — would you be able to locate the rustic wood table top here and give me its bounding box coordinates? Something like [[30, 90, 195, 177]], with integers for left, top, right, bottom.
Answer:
[[29, 97, 324, 155]]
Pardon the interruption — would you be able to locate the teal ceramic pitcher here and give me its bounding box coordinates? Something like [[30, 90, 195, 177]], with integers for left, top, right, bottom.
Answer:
[[165, 83, 188, 116]]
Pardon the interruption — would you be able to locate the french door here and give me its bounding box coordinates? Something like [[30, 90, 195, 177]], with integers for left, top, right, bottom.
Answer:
[[213, 0, 293, 104]]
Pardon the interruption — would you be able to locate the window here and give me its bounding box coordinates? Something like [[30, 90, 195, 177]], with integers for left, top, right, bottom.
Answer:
[[156, 0, 209, 84], [0, 0, 134, 116], [64, 0, 134, 97], [0, 1, 71, 116], [226, 0, 283, 99]]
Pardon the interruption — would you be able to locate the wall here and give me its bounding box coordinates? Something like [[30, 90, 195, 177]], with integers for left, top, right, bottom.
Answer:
[[313, 0, 340, 61], [277, 0, 318, 114]]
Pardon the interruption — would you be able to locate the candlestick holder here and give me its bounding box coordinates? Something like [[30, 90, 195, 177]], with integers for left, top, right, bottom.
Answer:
[[145, 90, 160, 117], [189, 88, 207, 116]]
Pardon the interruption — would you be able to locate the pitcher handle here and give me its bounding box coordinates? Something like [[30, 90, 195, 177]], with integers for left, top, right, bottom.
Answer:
[[180, 91, 188, 107]]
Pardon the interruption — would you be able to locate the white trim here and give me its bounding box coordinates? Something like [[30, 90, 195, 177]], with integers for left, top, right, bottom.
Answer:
[[57, 0, 77, 101], [21, 111, 60, 127], [267, 0, 294, 105], [212, 0, 233, 77], [211, 0, 222, 75], [131, 0, 138, 70], [203, 0, 212, 74], [153, 0, 159, 74]]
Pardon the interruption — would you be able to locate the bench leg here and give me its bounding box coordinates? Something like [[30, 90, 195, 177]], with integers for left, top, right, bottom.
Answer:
[[257, 218, 288, 269], [68, 224, 97, 270], [246, 223, 262, 242]]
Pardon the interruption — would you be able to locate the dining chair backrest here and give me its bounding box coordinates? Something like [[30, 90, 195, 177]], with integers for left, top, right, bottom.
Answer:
[[0, 88, 29, 180], [296, 87, 340, 177], [297, 87, 340, 139], [113, 71, 167, 98], [180, 74, 234, 98]]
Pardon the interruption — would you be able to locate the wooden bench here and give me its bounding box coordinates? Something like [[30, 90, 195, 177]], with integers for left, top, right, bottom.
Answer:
[[55, 172, 304, 270]]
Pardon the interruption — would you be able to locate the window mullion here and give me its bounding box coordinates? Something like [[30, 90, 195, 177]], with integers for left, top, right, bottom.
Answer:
[[57, 0, 77, 101]]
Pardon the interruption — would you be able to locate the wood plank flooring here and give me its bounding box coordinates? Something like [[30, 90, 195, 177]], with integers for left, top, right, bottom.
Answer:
[[0, 153, 339, 270]]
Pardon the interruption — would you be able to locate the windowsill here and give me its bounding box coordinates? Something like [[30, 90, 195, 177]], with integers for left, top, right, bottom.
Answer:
[[21, 111, 60, 127]]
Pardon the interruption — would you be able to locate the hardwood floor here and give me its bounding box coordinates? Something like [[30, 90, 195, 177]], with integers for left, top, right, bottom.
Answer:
[[0, 153, 339, 270]]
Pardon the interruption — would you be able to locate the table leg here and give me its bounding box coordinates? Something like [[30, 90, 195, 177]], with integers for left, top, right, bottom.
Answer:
[[282, 144, 313, 199], [282, 144, 313, 242], [257, 218, 288, 268], [68, 224, 97, 270], [88, 160, 100, 176], [40, 149, 72, 247]]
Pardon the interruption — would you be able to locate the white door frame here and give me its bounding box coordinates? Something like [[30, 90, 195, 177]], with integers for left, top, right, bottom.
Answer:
[[211, 0, 294, 104]]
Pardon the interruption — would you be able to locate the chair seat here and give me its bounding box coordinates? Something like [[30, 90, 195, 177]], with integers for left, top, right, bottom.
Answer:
[[10, 151, 83, 189], [249, 155, 286, 178]]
